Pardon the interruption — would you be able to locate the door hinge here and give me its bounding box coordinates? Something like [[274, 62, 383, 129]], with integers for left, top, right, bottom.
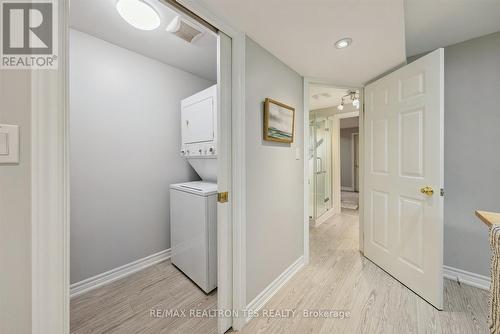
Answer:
[[218, 192, 229, 203], [440, 188, 445, 197]]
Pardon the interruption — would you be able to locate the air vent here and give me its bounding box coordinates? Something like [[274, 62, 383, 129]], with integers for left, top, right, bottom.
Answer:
[[166, 16, 203, 43]]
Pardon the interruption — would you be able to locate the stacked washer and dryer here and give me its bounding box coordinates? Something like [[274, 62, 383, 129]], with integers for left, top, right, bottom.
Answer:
[[170, 85, 218, 294]]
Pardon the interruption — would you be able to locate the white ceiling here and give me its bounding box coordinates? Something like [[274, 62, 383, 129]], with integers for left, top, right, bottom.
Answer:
[[310, 85, 352, 111], [404, 0, 500, 56], [70, 0, 217, 81], [197, 0, 406, 86]]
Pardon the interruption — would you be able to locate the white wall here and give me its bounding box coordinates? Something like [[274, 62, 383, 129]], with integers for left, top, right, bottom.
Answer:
[[70, 30, 214, 283], [245, 37, 304, 302], [0, 71, 32, 333]]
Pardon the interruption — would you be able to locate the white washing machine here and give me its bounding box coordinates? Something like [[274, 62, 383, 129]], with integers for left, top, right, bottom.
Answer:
[[170, 181, 217, 293]]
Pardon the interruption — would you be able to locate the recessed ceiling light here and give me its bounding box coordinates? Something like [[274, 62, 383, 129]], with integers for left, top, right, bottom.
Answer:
[[116, 0, 161, 31], [335, 38, 352, 49]]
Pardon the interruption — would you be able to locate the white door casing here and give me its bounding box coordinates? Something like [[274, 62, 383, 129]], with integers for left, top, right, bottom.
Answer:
[[363, 49, 444, 309]]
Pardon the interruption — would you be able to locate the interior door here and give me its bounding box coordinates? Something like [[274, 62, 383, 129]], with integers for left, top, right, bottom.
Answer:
[[217, 32, 232, 333], [363, 49, 444, 309]]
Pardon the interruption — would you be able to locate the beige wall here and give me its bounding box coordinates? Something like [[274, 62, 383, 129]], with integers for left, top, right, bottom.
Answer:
[[245, 37, 304, 302], [0, 70, 32, 333]]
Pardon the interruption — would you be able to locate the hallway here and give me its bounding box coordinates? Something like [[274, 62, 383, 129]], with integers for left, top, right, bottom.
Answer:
[[238, 212, 489, 334]]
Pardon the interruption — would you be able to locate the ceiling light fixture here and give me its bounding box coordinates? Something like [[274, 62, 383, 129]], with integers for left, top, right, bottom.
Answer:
[[335, 38, 352, 49], [337, 91, 360, 111], [352, 98, 360, 109], [116, 0, 161, 31]]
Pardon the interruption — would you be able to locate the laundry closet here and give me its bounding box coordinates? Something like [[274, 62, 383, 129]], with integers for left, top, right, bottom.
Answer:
[[69, 0, 220, 332]]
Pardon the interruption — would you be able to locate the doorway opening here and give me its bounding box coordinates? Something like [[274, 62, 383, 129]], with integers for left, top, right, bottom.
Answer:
[[308, 83, 362, 227], [340, 117, 360, 212], [68, 1, 232, 333]]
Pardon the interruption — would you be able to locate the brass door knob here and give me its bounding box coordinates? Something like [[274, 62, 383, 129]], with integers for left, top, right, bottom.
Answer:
[[420, 186, 434, 196]]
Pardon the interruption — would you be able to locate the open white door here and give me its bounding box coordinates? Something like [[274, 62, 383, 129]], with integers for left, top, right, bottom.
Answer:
[[363, 49, 444, 309], [217, 31, 233, 333]]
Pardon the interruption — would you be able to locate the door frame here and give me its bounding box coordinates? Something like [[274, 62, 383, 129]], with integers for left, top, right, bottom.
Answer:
[[351, 132, 359, 192], [303, 78, 365, 264], [30, 1, 247, 333], [332, 111, 360, 215]]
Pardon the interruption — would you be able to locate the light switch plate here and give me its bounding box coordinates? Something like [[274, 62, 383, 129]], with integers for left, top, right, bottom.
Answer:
[[295, 147, 301, 160], [0, 124, 19, 164]]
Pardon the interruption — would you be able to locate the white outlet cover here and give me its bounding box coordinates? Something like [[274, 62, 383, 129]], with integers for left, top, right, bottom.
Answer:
[[0, 124, 19, 164]]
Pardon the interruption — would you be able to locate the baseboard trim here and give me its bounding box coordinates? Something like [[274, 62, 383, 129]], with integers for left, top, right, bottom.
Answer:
[[341, 186, 354, 192], [70, 249, 171, 298], [246, 256, 304, 322], [443, 265, 490, 291], [312, 209, 336, 227]]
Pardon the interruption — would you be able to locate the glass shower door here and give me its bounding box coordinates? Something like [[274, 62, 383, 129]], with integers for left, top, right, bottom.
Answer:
[[309, 116, 333, 222]]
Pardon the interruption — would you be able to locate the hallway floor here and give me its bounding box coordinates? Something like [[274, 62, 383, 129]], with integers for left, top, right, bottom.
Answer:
[[341, 190, 359, 210], [237, 211, 489, 334]]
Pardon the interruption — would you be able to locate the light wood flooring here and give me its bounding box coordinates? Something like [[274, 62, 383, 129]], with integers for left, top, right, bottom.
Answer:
[[70, 261, 217, 334], [236, 210, 489, 334], [71, 210, 489, 334]]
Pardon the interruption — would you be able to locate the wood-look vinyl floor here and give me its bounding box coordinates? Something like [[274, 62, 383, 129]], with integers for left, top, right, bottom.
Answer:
[[71, 210, 489, 334], [70, 261, 217, 334], [236, 210, 489, 334]]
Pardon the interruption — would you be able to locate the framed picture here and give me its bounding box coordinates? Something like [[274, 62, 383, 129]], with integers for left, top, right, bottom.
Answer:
[[263, 98, 295, 143]]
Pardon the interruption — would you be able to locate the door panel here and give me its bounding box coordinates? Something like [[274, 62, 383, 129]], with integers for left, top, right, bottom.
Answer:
[[364, 49, 444, 309], [217, 32, 232, 334]]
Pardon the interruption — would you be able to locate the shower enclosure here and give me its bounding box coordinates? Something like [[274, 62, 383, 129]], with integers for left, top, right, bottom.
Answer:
[[309, 115, 333, 223]]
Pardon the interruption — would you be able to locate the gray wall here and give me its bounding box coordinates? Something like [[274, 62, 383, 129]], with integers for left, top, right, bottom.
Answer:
[[443, 31, 500, 277], [340, 126, 359, 188], [70, 30, 213, 283], [0, 71, 32, 333], [245, 37, 304, 303]]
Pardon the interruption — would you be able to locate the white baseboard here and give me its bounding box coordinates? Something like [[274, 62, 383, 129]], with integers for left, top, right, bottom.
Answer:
[[70, 249, 171, 298], [341, 186, 354, 192], [312, 209, 336, 227], [246, 256, 304, 322], [443, 265, 491, 291]]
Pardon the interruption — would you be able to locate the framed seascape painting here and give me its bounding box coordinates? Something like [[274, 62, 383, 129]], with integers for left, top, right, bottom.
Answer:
[[263, 98, 295, 143]]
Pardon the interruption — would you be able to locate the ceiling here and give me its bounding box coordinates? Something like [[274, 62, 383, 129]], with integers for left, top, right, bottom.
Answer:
[[197, 0, 406, 86], [70, 0, 217, 81], [310, 85, 353, 111], [404, 0, 500, 56]]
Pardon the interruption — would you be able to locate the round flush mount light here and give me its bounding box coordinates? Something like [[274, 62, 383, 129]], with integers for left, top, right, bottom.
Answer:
[[335, 38, 352, 49], [116, 0, 161, 31]]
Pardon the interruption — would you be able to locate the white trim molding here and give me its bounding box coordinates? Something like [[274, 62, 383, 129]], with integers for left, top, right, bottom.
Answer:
[[245, 256, 304, 323], [70, 249, 171, 298], [31, 1, 70, 333], [312, 208, 336, 227], [443, 265, 491, 291]]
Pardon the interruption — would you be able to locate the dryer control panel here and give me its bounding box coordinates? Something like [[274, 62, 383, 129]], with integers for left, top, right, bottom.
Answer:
[[180, 85, 217, 157]]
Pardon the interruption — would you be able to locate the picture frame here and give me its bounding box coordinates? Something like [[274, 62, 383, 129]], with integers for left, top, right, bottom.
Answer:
[[263, 98, 295, 143]]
